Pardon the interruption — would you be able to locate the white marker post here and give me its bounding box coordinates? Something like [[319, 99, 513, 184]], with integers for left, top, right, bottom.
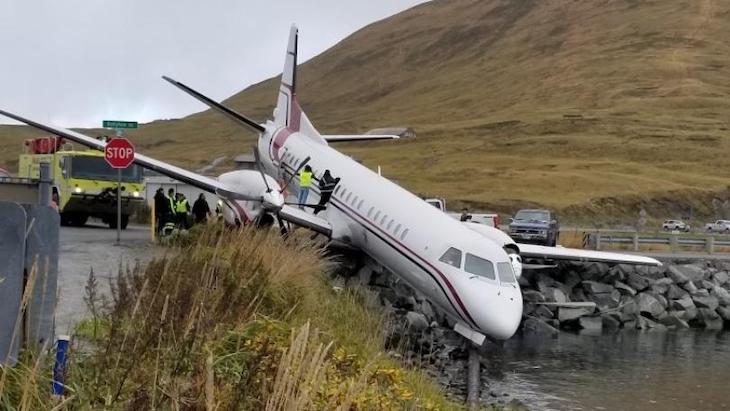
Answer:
[[103, 120, 137, 244]]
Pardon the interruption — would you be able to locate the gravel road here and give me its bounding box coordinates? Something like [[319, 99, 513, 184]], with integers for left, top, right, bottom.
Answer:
[[56, 222, 158, 334]]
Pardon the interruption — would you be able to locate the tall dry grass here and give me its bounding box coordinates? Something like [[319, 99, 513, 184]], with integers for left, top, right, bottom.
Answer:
[[1, 224, 460, 410]]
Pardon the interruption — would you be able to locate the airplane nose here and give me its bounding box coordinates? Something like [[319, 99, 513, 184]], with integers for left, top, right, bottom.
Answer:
[[477, 286, 523, 340]]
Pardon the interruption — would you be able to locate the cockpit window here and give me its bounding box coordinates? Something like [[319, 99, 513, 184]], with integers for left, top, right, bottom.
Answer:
[[464, 253, 495, 280], [439, 247, 462, 268], [497, 262, 516, 284]]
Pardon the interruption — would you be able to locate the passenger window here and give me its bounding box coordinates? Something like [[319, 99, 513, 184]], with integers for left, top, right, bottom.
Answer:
[[387, 220, 394, 230], [380, 214, 387, 225], [374, 211, 381, 221], [341, 188, 348, 198], [465, 253, 496, 280], [352, 195, 358, 206], [439, 247, 462, 269], [394, 224, 401, 235], [368, 207, 374, 217], [497, 262, 516, 284], [358, 199, 364, 209], [401, 228, 409, 240], [346, 192, 352, 202], [334, 186, 340, 194]]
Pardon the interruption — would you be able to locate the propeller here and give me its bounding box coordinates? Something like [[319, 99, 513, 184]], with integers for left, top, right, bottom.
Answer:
[[284, 202, 319, 208], [279, 156, 311, 194], [252, 146, 272, 193]]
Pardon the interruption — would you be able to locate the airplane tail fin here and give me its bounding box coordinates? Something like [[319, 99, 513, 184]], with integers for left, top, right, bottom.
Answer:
[[274, 25, 323, 142]]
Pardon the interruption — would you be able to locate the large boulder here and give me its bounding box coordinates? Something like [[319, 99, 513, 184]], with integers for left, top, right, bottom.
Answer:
[[615, 281, 637, 296], [669, 264, 707, 283], [635, 265, 666, 280], [558, 306, 594, 322], [627, 272, 651, 292], [651, 278, 675, 295], [677, 307, 698, 321], [571, 287, 588, 302], [522, 317, 559, 337], [405, 311, 429, 333], [589, 290, 621, 311], [636, 293, 665, 319], [580, 262, 610, 281], [682, 281, 699, 294], [713, 271, 729, 286], [561, 270, 583, 293], [533, 304, 554, 319], [522, 289, 546, 303], [658, 312, 690, 328], [582, 281, 615, 295], [666, 284, 689, 300], [544, 287, 568, 304], [717, 306, 730, 321], [696, 308, 723, 330], [635, 315, 667, 331], [579, 316, 603, 332], [671, 296, 696, 311], [667, 265, 690, 284], [699, 280, 715, 290], [536, 275, 563, 294], [692, 294, 719, 311], [711, 286, 730, 306], [602, 313, 622, 331]]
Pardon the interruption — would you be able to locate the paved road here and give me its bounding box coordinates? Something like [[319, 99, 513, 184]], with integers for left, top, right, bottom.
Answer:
[[56, 223, 157, 334]]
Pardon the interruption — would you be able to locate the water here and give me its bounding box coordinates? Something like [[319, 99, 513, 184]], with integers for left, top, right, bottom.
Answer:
[[481, 330, 730, 410]]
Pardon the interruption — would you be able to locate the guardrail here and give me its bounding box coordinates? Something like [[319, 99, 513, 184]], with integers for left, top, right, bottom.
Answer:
[[586, 232, 730, 254]]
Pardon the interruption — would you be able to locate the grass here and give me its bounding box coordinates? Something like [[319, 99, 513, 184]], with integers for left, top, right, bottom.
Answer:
[[0, 224, 463, 410], [3, 0, 729, 224]]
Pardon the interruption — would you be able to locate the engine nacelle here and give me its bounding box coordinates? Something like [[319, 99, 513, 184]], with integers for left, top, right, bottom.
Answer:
[[217, 170, 283, 225]]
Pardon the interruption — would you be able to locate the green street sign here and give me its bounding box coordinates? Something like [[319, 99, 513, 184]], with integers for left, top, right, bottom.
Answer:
[[103, 120, 138, 129]]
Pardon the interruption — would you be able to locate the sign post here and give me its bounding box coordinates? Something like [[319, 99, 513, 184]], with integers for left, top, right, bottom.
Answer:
[[103, 121, 137, 244]]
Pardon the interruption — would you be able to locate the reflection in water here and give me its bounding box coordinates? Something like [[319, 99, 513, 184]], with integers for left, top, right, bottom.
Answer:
[[481, 330, 730, 411]]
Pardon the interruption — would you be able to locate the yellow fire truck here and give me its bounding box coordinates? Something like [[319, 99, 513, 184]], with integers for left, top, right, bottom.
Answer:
[[17, 136, 145, 229]]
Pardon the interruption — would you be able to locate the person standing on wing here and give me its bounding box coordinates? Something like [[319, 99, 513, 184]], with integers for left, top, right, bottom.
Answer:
[[314, 170, 340, 215], [298, 165, 313, 209]]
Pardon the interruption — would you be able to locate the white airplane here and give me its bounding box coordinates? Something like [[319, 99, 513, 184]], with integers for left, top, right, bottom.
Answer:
[[0, 26, 660, 344]]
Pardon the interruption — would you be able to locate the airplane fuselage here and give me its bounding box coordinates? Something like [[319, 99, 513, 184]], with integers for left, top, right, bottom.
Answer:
[[247, 123, 524, 340]]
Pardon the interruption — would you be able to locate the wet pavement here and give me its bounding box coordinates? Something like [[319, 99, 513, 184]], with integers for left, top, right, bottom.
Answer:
[[56, 222, 158, 334]]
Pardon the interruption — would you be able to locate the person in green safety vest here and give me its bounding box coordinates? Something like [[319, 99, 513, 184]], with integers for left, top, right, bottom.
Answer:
[[298, 165, 313, 209], [174, 192, 191, 228]]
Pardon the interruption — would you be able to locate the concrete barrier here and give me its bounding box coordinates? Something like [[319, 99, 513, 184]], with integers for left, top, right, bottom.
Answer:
[[0, 202, 27, 365]]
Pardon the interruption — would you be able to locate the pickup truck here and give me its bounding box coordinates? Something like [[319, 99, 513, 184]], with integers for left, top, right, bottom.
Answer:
[[508, 209, 560, 246], [424, 198, 499, 227], [705, 220, 730, 233], [662, 220, 690, 232]]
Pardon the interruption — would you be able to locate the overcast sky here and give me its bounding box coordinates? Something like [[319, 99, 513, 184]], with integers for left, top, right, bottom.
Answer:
[[0, 0, 427, 127]]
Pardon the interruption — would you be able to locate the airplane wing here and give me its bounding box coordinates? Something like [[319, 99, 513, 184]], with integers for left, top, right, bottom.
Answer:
[[517, 243, 662, 266], [0, 109, 331, 235], [322, 134, 400, 142]]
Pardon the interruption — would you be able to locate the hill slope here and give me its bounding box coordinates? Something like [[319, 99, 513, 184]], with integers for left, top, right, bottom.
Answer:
[[2, 0, 730, 222]]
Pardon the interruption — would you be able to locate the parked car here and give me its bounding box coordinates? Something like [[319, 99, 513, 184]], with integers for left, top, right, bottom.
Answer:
[[662, 220, 690, 232], [508, 209, 559, 246], [424, 198, 499, 227], [705, 220, 730, 233]]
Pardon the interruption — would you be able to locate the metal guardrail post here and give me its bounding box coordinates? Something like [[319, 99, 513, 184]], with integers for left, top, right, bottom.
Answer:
[[670, 235, 678, 253], [633, 232, 639, 251], [707, 236, 714, 254], [595, 233, 601, 250]]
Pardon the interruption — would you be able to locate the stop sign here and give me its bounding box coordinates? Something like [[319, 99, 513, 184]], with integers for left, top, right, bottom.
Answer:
[[104, 137, 135, 169]]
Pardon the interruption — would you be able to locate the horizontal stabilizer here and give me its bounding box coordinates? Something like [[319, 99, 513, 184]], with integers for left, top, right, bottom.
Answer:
[[518, 243, 662, 266], [322, 134, 400, 142], [162, 76, 265, 134]]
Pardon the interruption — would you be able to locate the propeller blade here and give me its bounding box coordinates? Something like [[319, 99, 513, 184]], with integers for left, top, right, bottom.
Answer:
[[280, 156, 311, 193], [215, 188, 261, 202], [252, 146, 272, 193]]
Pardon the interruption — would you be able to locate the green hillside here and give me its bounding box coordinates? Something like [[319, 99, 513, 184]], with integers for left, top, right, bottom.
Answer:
[[2, 0, 729, 223]]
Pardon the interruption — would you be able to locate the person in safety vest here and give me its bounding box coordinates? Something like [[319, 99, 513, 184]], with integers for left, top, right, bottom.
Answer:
[[298, 165, 313, 209], [314, 170, 340, 215], [175, 193, 191, 229]]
